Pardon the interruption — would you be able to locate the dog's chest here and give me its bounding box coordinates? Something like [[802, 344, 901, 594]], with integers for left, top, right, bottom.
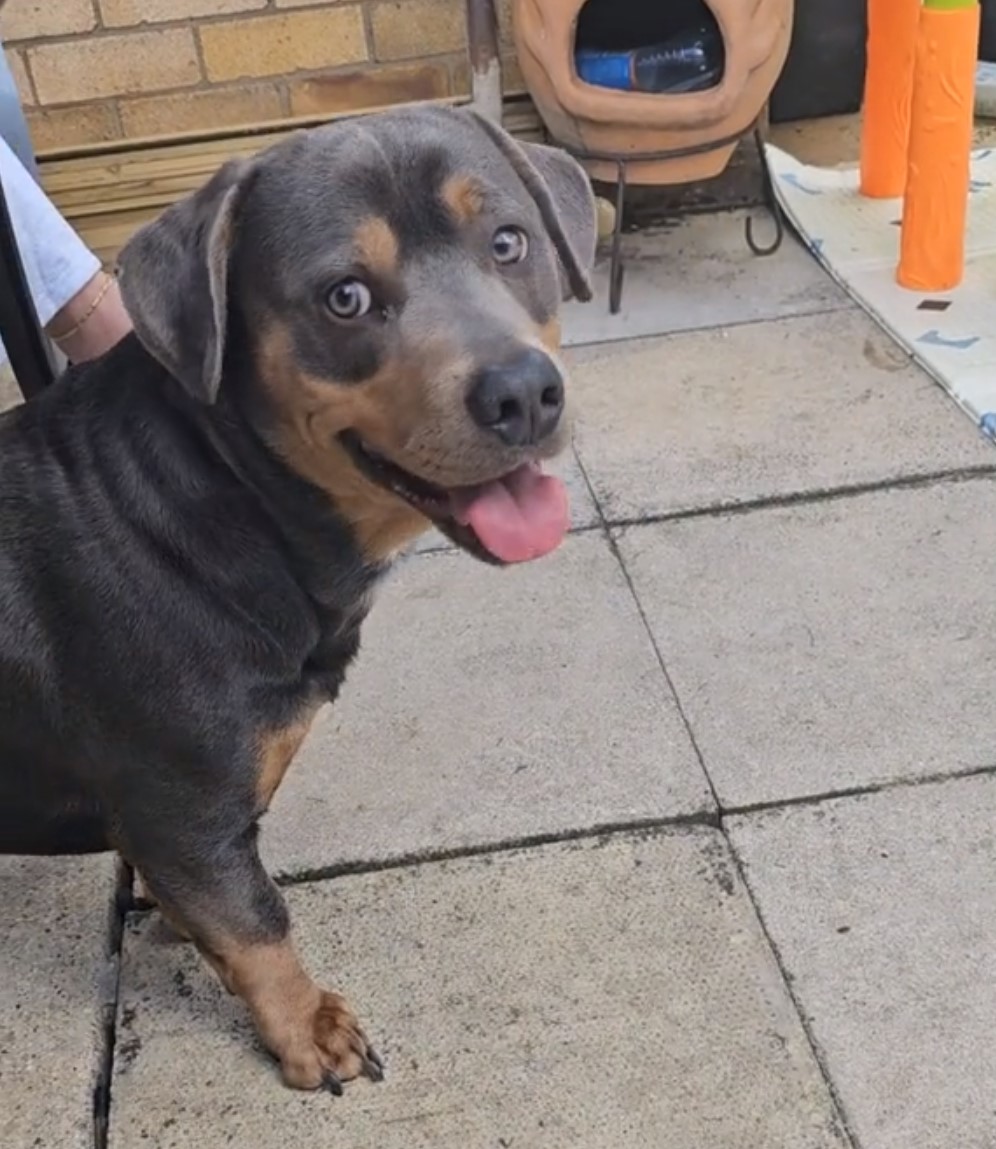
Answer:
[[261, 540, 385, 710], [300, 596, 372, 704]]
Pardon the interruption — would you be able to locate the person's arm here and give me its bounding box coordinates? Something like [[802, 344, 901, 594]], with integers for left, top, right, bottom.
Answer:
[[46, 266, 132, 364], [0, 133, 131, 364]]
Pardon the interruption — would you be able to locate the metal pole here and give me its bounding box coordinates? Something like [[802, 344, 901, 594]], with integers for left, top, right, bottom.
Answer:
[[466, 0, 503, 124]]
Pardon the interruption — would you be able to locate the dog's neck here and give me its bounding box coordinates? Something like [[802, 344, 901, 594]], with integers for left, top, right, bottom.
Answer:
[[197, 381, 396, 617], [69, 336, 392, 641]]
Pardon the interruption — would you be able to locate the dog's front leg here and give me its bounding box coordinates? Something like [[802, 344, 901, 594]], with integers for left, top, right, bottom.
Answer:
[[128, 823, 384, 1093]]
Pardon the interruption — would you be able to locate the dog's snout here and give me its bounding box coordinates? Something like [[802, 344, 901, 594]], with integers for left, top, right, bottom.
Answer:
[[466, 348, 565, 448]]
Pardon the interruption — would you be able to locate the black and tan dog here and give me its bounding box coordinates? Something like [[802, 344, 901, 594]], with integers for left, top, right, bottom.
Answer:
[[0, 106, 595, 1093]]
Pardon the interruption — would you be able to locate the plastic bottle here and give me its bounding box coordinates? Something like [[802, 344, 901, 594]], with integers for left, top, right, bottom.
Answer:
[[575, 26, 724, 95]]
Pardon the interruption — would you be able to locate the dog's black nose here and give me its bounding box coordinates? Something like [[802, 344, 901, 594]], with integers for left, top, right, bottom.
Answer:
[[466, 349, 565, 448]]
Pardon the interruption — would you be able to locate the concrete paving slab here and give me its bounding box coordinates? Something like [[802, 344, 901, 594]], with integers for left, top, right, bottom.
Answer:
[[562, 211, 849, 348], [110, 828, 847, 1148], [413, 444, 598, 554], [729, 774, 996, 1149], [0, 854, 118, 1149], [263, 533, 711, 876], [618, 480, 996, 807], [570, 309, 995, 523]]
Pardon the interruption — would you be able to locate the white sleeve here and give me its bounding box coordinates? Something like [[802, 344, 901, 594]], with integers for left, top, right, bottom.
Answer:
[[0, 132, 100, 329]]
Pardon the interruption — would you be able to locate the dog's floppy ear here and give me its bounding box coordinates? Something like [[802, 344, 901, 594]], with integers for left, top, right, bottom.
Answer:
[[117, 156, 257, 404], [468, 112, 597, 302], [516, 139, 598, 301]]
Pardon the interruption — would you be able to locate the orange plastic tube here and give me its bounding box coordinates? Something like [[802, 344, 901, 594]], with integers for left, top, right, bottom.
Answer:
[[897, 0, 981, 291], [860, 0, 921, 198]]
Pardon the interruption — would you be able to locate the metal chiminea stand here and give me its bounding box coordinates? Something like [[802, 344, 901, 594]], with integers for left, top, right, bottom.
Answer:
[[563, 123, 786, 314], [511, 0, 794, 313]]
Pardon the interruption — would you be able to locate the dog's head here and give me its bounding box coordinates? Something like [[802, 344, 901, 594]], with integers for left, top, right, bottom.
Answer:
[[118, 106, 597, 566]]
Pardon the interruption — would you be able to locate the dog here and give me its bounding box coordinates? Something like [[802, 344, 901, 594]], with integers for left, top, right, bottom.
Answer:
[[0, 105, 596, 1093]]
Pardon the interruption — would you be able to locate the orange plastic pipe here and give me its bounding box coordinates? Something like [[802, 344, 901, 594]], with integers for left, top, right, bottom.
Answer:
[[897, 0, 981, 291], [860, 0, 921, 198]]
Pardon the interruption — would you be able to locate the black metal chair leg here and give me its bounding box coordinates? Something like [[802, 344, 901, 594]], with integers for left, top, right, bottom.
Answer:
[[745, 127, 785, 257], [0, 168, 56, 400], [608, 159, 627, 315]]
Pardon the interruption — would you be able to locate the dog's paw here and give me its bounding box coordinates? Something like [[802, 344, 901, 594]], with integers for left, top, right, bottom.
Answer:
[[279, 991, 384, 1093]]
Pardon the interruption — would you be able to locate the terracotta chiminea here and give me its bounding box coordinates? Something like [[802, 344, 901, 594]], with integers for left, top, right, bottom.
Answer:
[[511, 0, 793, 185]]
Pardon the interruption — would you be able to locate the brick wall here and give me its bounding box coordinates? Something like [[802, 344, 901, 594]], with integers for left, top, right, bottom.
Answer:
[[1, 0, 524, 153]]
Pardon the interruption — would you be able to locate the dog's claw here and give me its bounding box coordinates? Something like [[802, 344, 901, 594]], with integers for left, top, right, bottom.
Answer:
[[323, 1070, 344, 1097], [363, 1048, 385, 1082]]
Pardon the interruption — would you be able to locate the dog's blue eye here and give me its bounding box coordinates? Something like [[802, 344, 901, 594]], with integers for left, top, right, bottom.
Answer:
[[492, 226, 529, 266], [326, 278, 372, 320]]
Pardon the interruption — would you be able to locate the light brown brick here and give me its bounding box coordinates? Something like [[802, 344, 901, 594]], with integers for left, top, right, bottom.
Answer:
[[26, 103, 120, 152], [199, 9, 367, 83], [29, 29, 200, 105], [288, 62, 449, 116], [100, 0, 266, 26], [4, 48, 34, 107], [370, 0, 466, 62], [0, 0, 97, 42], [119, 84, 283, 138]]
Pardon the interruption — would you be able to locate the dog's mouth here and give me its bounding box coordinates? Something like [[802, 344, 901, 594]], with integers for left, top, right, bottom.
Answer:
[[339, 431, 569, 565]]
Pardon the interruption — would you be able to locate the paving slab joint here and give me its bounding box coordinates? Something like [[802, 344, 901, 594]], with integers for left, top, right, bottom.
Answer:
[[720, 758, 996, 821], [568, 441, 609, 525], [606, 463, 996, 533], [725, 824, 862, 1149], [594, 491, 724, 815], [271, 809, 721, 887]]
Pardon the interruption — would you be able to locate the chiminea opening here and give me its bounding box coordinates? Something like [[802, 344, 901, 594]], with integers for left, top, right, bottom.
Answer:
[[574, 0, 726, 95], [512, 0, 793, 310], [511, 0, 792, 183]]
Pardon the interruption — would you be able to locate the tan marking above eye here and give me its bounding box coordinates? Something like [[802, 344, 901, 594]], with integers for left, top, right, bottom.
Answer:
[[441, 173, 485, 224], [353, 216, 399, 277]]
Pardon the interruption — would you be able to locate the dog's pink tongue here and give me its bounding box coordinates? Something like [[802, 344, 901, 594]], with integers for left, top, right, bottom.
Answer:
[[451, 463, 569, 563]]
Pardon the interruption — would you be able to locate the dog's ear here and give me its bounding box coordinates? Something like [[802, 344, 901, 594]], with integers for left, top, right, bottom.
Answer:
[[468, 112, 597, 302], [117, 157, 257, 404], [516, 140, 598, 301]]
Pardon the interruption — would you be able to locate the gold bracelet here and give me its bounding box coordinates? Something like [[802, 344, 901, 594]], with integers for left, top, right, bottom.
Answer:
[[49, 273, 115, 344]]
